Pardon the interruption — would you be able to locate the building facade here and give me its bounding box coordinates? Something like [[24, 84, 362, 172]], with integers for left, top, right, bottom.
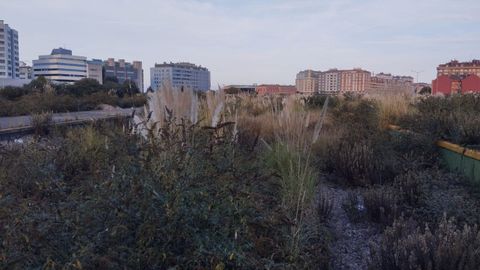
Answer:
[[296, 70, 320, 94], [33, 48, 87, 84], [432, 60, 480, 95], [368, 73, 414, 95], [437, 60, 480, 78], [319, 69, 341, 94], [0, 20, 20, 79], [432, 74, 480, 95], [339, 69, 371, 92], [19, 61, 33, 80], [256, 84, 297, 95], [150, 62, 210, 91], [87, 59, 103, 84], [104, 58, 143, 90]]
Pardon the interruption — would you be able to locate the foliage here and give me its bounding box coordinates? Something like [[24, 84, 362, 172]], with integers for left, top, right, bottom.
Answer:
[[369, 216, 480, 270], [363, 186, 399, 225], [31, 111, 53, 137], [401, 94, 480, 145], [0, 122, 328, 269]]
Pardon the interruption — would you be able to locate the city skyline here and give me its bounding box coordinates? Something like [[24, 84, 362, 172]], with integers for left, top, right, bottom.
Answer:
[[2, 0, 479, 87]]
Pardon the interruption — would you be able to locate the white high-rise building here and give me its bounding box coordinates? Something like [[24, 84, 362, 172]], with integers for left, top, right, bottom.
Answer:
[[0, 20, 20, 79], [33, 48, 87, 84], [150, 62, 210, 91]]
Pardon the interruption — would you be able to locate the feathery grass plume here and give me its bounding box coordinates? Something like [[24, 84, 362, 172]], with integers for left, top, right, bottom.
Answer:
[[133, 82, 200, 138]]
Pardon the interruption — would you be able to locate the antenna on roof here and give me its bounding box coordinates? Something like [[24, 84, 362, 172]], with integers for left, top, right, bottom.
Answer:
[[411, 70, 424, 83]]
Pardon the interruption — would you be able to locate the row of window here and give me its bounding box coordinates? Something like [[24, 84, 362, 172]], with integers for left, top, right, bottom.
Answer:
[[34, 68, 87, 73]]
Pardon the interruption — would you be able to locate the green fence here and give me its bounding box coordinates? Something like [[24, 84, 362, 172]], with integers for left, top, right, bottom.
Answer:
[[437, 140, 480, 185]]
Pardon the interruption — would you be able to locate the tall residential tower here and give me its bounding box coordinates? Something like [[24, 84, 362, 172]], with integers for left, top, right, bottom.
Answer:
[[0, 20, 20, 79]]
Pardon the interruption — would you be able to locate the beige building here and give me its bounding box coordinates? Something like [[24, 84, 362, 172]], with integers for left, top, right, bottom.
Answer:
[[368, 73, 414, 95], [437, 60, 480, 77], [339, 69, 371, 92], [296, 70, 321, 94]]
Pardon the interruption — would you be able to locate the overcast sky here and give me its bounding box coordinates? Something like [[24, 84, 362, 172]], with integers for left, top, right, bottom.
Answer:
[[2, 0, 479, 88]]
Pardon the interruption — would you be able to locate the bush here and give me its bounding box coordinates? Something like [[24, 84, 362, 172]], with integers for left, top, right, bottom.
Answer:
[[402, 94, 480, 145], [363, 186, 399, 225], [31, 111, 53, 136], [369, 216, 480, 270], [0, 120, 329, 268]]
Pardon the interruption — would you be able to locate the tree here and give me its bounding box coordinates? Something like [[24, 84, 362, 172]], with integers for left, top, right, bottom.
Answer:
[[68, 78, 104, 96], [418, 86, 431, 95]]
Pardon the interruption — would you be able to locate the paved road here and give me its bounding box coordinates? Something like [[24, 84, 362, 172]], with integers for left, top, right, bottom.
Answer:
[[0, 108, 138, 130]]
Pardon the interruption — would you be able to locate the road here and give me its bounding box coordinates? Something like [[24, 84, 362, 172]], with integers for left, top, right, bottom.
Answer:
[[0, 108, 138, 130]]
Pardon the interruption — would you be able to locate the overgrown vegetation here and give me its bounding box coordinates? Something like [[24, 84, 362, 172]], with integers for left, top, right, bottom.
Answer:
[[1, 89, 479, 269], [0, 77, 146, 116]]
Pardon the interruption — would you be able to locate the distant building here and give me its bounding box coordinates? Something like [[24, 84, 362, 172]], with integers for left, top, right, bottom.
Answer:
[[340, 69, 371, 92], [319, 69, 341, 94], [222, 84, 256, 93], [368, 73, 414, 95], [150, 62, 210, 91], [432, 74, 480, 95], [104, 58, 143, 90], [432, 60, 480, 95], [87, 59, 103, 84], [256, 84, 297, 95], [437, 59, 480, 78], [33, 48, 87, 84], [296, 70, 321, 94], [0, 20, 20, 79], [19, 61, 33, 80]]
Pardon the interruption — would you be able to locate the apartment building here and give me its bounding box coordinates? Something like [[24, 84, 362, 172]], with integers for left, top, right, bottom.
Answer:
[[339, 69, 371, 92], [0, 20, 20, 79], [319, 69, 341, 93], [19, 61, 33, 80], [33, 48, 87, 84], [104, 58, 143, 90], [432, 60, 480, 95], [437, 60, 480, 77], [150, 62, 210, 91], [368, 73, 414, 95], [296, 70, 321, 94]]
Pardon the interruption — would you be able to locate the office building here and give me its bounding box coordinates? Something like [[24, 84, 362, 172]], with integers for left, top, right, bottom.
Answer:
[[33, 48, 87, 84], [0, 20, 20, 79], [87, 59, 103, 84], [150, 62, 210, 91], [104, 58, 143, 90]]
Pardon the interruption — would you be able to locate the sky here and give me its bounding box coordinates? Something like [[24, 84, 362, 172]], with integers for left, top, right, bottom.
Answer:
[[1, 0, 480, 88]]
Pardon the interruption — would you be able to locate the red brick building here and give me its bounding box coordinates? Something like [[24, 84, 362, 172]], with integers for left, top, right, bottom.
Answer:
[[432, 74, 480, 95], [256, 84, 297, 95]]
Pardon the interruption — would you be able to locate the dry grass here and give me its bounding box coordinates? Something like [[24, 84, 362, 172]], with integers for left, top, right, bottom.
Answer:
[[374, 94, 413, 128]]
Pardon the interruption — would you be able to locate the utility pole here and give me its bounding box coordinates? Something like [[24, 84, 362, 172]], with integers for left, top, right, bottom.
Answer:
[[411, 70, 424, 83]]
